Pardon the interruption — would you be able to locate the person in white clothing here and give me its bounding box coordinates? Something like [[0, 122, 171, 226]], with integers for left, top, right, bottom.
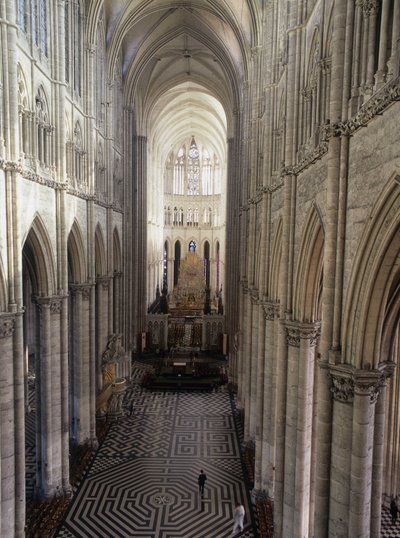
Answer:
[[232, 502, 245, 535]]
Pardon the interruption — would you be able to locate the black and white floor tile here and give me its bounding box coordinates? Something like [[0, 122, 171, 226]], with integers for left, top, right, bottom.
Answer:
[[56, 363, 257, 538], [54, 360, 396, 538]]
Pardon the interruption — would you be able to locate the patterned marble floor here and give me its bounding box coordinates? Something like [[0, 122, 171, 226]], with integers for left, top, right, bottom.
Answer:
[[56, 363, 257, 538], [381, 507, 400, 537]]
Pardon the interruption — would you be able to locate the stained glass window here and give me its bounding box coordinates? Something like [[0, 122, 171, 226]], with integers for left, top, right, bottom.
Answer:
[[17, 0, 27, 31], [40, 0, 47, 55], [187, 138, 199, 195], [65, 3, 69, 82]]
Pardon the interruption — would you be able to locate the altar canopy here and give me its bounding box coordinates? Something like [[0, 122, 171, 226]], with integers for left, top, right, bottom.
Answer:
[[170, 252, 206, 315]]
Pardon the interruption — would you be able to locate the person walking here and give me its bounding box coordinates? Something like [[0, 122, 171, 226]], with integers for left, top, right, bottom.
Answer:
[[232, 502, 245, 535], [198, 470, 207, 497], [390, 496, 398, 524]]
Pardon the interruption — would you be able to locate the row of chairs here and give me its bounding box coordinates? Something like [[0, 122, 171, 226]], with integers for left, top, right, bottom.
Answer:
[[26, 422, 109, 536], [255, 491, 274, 537]]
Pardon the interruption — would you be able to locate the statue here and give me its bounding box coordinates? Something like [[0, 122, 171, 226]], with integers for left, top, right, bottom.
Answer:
[[102, 334, 125, 387], [233, 331, 240, 353]]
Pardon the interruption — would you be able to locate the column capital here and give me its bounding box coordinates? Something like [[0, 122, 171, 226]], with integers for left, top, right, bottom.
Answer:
[[330, 365, 354, 403], [250, 288, 259, 304], [353, 370, 383, 403], [0, 313, 16, 338], [263, 301, 280, 321], [69, 283, 93, 300], [298, 321, 320, 345], [329, 363, 393, 403], [285, 323, 300, 348], [284, 320, 320, 347], [96, 276, 111, 290]]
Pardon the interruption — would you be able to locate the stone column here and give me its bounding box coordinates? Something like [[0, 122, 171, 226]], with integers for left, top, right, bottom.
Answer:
[[243, 289, 252, 439], [329, 366, 354, 538], [35, 298, 54, 498], [262, 302, 279, 496], [294, 323, 320, 538], [60, 294, 71, 492], [387, 0, 400, 77], [374, 0, 391, 88], [113, 271, 122, 334], [254, 299, 266, 490], [283, 324, 300, 537], [274, 318, 289, 537], [69, 285, 91, 444], [0, 314, 17, 537], [249, 290, 259, 439], [364, 1, 378, 95], [49, 298, 64, 494], [89, 283, 97, 447], [96, 277, 110, 391], [312, 359, 332, 535], [370, 375, 390, 538], [348, 371, 381, 537]]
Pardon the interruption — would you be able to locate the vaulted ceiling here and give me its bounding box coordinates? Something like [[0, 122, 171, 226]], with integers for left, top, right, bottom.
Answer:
[[98, 0, 261, 171]]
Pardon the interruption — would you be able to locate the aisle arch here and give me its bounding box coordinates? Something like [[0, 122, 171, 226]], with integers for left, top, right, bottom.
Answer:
[[343, 175, 400, 369], [293, 204, 324, 322]]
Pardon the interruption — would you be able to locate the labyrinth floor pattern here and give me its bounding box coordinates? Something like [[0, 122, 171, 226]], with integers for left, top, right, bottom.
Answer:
[[56, 365, 257, 538]]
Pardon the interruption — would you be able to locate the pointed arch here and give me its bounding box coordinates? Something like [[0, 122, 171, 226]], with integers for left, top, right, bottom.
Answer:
[[269, 217, 283, 301], [95, 224, 107, 278], [22, 215, 56, 296], [306, 28, 320, 83], [17, 64, 30, 109], [113, 227, 122, 273], [67, 220, 87, 283], [293, 204, 325, 322], [0, 255, 7, 311], [343, 175, 400, 369], [35, 85, 50, 124]]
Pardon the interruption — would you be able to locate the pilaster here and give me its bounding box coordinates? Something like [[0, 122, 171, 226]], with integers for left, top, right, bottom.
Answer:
[[262, 301, 280, 496], [69, 284, 92, 444], [0, 313, 17, 537]]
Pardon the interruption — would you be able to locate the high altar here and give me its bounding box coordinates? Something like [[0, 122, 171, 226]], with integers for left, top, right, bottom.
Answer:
[[146, 252, 225, 353]]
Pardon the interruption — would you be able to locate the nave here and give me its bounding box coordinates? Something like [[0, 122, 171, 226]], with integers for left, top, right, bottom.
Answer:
[[55, 362, 258, 537]]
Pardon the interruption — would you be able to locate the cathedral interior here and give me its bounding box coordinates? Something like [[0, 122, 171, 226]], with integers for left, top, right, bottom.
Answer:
[[0, 0, 400, 537]]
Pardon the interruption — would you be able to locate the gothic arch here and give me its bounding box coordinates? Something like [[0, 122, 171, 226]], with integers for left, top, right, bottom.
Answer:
[[323, 3, 334, 59], [343, 175, 400, 369], [67, 220, 87, 283], [22, 215, 56, 296], [95, 224, 107, 278], [0, 256, 7, 311], [255, 227, 262, 290], [293, 204, 324, 322], [17, 63, 30, 109], [269, 217, 283, 301], [35, 85, 50, 124], [113, 228, 122, 273], [306, 28, 320, 81]]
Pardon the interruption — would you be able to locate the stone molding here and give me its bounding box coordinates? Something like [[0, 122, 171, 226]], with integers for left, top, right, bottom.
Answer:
[[274, 77, 400, 179], [0, 314, 16, 338]]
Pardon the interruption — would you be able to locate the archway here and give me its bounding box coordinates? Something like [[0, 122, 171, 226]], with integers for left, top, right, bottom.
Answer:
[[22, 217, 57, 500]]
